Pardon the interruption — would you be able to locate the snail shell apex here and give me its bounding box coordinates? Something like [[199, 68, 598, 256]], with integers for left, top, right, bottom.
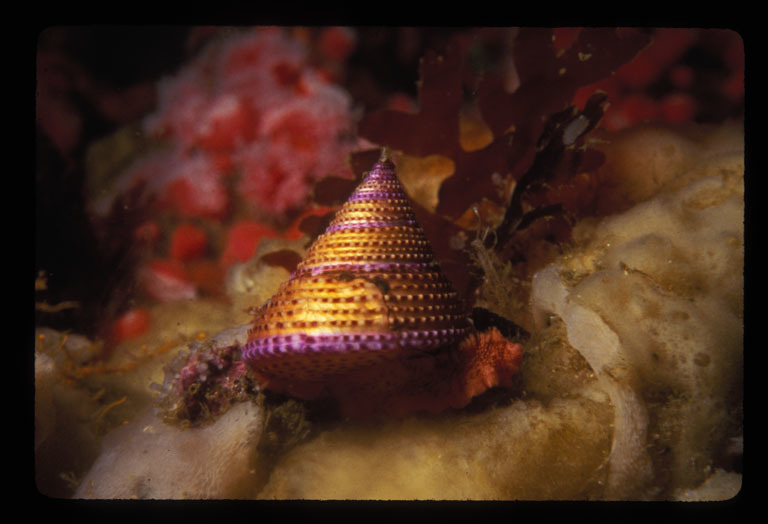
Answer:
[[243, 159, 471, 383]]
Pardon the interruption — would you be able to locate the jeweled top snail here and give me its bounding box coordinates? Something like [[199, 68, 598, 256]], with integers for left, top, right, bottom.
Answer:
[[243, 153, 522, 418]]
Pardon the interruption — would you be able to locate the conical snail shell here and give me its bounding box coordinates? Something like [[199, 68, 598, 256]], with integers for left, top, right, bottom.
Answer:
[[243, 157, 471, 382]]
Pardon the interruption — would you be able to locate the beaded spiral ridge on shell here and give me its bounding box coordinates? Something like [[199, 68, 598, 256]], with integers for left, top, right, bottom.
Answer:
[[243, 156, 471, 382]]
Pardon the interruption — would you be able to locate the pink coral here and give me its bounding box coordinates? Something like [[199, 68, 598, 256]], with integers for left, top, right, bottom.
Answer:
[[140, 259, 197, 302], [193, 93, 258, 154], [236, 143, 313, 215], [136, 28, 358, 220], [144, 66, 210, 146], [89, 27, 361, 311], [160, 151, 230, 219], [216, 28, 306, 95]]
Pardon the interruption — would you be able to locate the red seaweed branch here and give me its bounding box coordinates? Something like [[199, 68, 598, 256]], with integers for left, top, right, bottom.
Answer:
[[351, 28, 651, 297]]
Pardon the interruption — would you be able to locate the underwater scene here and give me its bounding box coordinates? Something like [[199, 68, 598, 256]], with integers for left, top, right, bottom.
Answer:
[[35, 26, 743, 500]]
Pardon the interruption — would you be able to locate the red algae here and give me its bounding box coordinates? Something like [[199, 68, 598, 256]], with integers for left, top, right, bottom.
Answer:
[[78, 27, 363, 313]]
